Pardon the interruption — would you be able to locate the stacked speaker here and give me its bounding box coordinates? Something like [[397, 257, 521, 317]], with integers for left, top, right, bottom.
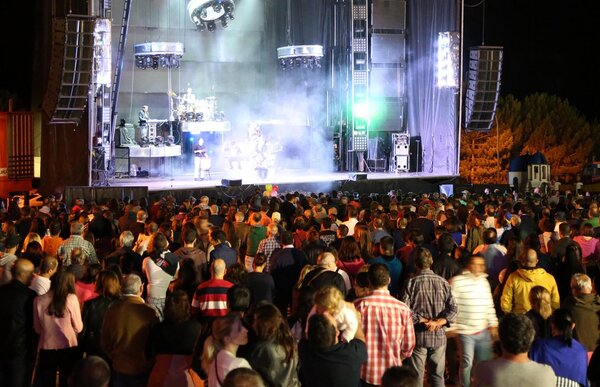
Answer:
[[392, 133, 410, 172], [465, 46, 503, 132]]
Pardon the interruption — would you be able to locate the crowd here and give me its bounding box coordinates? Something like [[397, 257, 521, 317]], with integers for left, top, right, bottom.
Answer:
[[0, 188, 600, 387]]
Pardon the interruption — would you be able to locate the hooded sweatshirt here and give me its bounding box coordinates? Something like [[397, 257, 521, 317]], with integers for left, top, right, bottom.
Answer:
[[500, 267, 560, 314], [564, 293, 600, 351]]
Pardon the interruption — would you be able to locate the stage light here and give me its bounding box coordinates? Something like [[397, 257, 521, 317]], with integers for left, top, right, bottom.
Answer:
[[277, 45, 324, 71], [188, 0, 236, 32], [436, 32, 460, 88], [354, 102, 370, 120], [134, 42, 184, 70]]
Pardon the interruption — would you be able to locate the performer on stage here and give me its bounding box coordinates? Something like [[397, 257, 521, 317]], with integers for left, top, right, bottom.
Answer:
[[138, 105, 150, 144], [193, 138, 210, 180]]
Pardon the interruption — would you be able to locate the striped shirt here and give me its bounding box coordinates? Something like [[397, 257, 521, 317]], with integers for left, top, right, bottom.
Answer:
[[191, 278, 233, 317], [355, 289, 415, 385], [401, 269, 458, 348], [450, 271, 498, 335]]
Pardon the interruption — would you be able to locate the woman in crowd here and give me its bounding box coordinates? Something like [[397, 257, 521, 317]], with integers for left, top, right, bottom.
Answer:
[[22, 240, 44, 268], [530, 308, 588, 387], [147, 290, 203, 386], [80, 270, 121, 358], [74, 263, 101, 308], [33, 270, 83, 387], [202, 313, 251, 387], [465, 212, 484, 254], [353, 224, 374, 261], [574, 222, 600, 282], [525, 286, 553, 340], [337, 236, 366, 277], [247, 303, 300, 387], [555, 244, 585, 299]]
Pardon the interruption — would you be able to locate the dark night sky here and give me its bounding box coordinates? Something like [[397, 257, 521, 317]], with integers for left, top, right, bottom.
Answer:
[[2, 1, 599, 120]]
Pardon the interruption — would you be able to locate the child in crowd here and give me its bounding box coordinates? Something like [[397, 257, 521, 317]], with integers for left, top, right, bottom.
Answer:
[[306, 285, 358, 342]]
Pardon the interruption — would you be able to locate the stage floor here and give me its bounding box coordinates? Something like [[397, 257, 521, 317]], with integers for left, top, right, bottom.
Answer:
[[107, 169, 455, 192]]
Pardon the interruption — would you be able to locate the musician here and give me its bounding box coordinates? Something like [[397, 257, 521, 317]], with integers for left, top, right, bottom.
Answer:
[[193, 138, 209, 180], [138, 105, 150, 125]]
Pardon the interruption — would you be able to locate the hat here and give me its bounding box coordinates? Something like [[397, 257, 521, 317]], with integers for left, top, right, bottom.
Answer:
[[271, 212, 281, 222], [39, 206, 51, 215]]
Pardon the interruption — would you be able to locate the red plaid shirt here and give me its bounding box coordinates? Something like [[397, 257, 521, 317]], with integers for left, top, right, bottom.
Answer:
[[355, 289, 415, 385]]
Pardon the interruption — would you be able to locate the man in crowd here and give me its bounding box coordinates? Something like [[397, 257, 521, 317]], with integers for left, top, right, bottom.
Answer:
[[473, 313, 556, 386], [209, 230, 237, 268], [256, 223, 281, 272], [401, 247, 457, 387], [370, 236, 403, 297], [271, 231, 308, 316], [355, 263, 415, 386], [563, 273, 600, 352], [58, 221, 97, 266], [105, 231, 143, 274], [29, 256, 58, 295], [191, 259, 233, 319], [174, 225, 209, 282]]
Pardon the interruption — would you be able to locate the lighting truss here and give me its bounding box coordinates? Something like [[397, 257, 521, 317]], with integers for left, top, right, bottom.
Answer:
[[277, 45, 324, 70], [188, 0, 235, 31], [134, 42, 184, 70], [436, 31, 460, 88]]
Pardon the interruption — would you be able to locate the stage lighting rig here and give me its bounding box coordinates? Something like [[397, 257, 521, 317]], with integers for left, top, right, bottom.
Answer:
[[277, 45, 324, 70], [134, 42, 184, 70], [188, 0, 236, 31]]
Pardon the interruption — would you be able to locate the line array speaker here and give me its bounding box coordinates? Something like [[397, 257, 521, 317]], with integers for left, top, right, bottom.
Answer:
[[465, 46, 503, 132]]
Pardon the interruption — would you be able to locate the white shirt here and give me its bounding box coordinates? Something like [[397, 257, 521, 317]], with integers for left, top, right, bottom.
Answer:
[[142, 255, 177, 299], [30, 275, 52, 295], [342, 218, 359, 236], [450, 271, 498, 335], [208, 350, 251, 387]]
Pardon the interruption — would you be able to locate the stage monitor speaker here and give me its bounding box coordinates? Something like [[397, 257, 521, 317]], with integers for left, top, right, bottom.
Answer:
[[42, 17, 95, 124], [465, 46, 503, 132], [222, 179, 242, 187], [349, 172, 367, 181]]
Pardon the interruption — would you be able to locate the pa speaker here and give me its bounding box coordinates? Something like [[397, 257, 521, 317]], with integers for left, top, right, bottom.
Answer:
[[222, 179, 242, 187], [465, 46, 503, 132]]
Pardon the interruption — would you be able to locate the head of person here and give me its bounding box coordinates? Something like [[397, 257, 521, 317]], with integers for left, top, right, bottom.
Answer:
[[559, 222, 571, 238], [307, 313, 338, 348], [519, 248, 539, 269], [164, 290, 192, 323], [119, 231, 134, 249], [227, 285, 251, 315], [70, 221, 84, 236], [529, 285, 552, 320], [212, 258, 227, 279], [281, 231, 294, 246], [122, 273, 143, 296], [252, 253, 267, 271], [482, 228, 498, 245], [414, 247, 434, 270], [499, 313, 535, 355], [222, 367, 265, 387], [571, 273, 593, 296], [48, 270, 77, 318], [317, 252, 337, 271], [467, 255, 486, 277], [11, 258, 35, 286], [550, 308, 575, 345], [368, 262, 391, 290], [212, 313, 248, 348], [68, 356, 111, 387], [381, 365, 419, 387], [337, 224, 349, 239], [252, 303, 295, 361], [379, 236, 394, 256], [152, 232, 169, 253], [314, 285, 344, 316], [94, 270, 121, 299], [354, 271, 371, 298]]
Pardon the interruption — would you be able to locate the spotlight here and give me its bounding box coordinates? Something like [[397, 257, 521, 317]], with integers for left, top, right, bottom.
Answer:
[[213, 3, 222, 12], [198, 22, 206, 31], [228, 12, 235, 20], [133, 42, 185, 70], [221, 18, 228, 28], [187, 0, 236, 31], [276, 45, 324, 71], [207, 21, 216, 32]]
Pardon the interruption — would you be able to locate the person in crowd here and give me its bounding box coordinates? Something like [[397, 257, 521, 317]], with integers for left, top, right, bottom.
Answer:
[[500, 248, 560, 314], [380, 366, 419, 387], [101, 273, 159, 387], [104, 231, 143, 274], [473, 313, 556, 386], [0, 259, 36, 387], [355, 263, 415, 386], [245, 212, 267, 271], [246, 253, 275, 304], [552, 223, 580, 264], [244, 303, 300, 386], [170, 257, 200, 301], [302, 228, 326, 266], [342, 206, 359, 237], [465, 212, 485, 255], [300, 251, 347, 295], [271, 231, 308, 316], [432, 233, 461, 281], [450, 255, 498, 387], [21, 238, 43, 267], [555, 244, 585, 300], [256, 224, 282, 271], [30, 256, 58, 295], [524, 285, 553, 340], [401, 247, 458, 387], [80, 270, 121, 358], [222, 368, 265, 387], [336, 236, 366, 277], [42, 220, 63, 258], [299, 310, 367, 387], [227, 285, 251, 316], [407, 205, 436, 244], [58, 221, 97, 266], [306, 285, 358, 342], [192, 259, 234, 319], [529, 308, 588, 387], [134, 221, 159, 256], [370, 236, 403, 296], [563, 273, 600, 353], [210, 230, 237, 268], [33, 270, 83, 387], [0, 234, 20, 284], [202, 314, 251, 387], [143, 232, 179, 319], [473, 228, 508, 290], [147, 290, 203, 386], [68, 356, 111, 387], [74, 263, 100, 308], [174, 224, 209, 282], [574, 222, 600, 282]]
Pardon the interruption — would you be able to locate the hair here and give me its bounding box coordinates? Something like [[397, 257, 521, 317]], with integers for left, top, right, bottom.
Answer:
[[499, 313, 535, 355], [281, 231, 294, 246], [81, 263, 102, 285], [253, 252, 267, 268], [414, 247, 434, 269], [202, 314, 245, 373], [39, 256, 58, 275], [482, 228, 498, 245], [338, 236, 362, 262], [307, 313, 337, 348], [368, 262, 390, 289], [314, 286, 344, 316], [222, 368, 265, 387], [559, 222, 571, 237], [94, 270, 121, 298], [355, 271, 370, 289], [550, 308, 575, 346], [223, 263, 247, 285], [119, 231, 134, 248], [528, 286, 552, 320], [70, 247, 86, 266], [164, 290, 192, 323], [122, 273, 143, 295], [68, 356, 111, 387], [22, 240, 44, 267], [580, 222, 595, 237], [181, 223, 198, 244], [47, 270, 76, 318], [227, 285, 251, 313], [438, 233, 456, 254], [379, 236, 394, 254], [49, 220, 62, 236], [571, 273, 593, 293], [252, 303, 296, 362], [152, 232, 169, 252], [381, 366, 419, 387], [211, 230, 227, 244], [337, 224, 349, 237]]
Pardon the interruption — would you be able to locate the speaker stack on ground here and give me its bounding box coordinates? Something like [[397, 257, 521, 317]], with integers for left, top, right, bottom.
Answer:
[[465, 46, 503, 132], [391, 133, 410, 172]]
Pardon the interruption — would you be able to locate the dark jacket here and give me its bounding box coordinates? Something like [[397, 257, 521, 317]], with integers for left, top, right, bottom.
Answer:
[[248, 340, 300, 387], [81, 295, 119, 358], [564, 293, 600, 351], [0, 280, 36, 359]]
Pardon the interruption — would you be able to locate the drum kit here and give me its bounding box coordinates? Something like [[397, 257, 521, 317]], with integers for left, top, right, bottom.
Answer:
[[176, 95, 220, 122]]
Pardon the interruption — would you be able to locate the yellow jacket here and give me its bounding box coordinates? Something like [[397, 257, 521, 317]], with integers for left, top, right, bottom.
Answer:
[[500, 268, 560, 314]]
